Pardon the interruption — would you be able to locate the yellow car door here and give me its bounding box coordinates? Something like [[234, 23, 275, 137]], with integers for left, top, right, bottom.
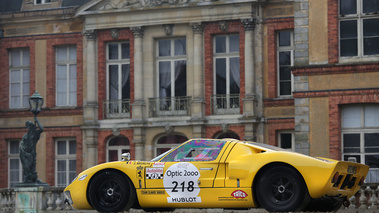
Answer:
[[142, 139, 231, 206]]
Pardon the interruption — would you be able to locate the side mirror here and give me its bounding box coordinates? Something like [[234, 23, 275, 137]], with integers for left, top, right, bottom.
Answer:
[[121, 153, 131, 161]]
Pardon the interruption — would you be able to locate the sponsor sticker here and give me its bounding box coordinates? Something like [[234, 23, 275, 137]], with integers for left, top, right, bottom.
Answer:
[[231, 190, 248, 199], [153, 162, 165, 167], [146, 167, 164, 179], [141, 190, 165, 195], [163, 162, 201, 203]]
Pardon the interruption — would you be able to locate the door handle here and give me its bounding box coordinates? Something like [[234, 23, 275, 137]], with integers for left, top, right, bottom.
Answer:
[[200, 168, 213, 170]]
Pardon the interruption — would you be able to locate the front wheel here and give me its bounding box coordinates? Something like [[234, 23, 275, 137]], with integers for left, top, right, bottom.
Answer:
[[255, 166, 310, 212], [88, 170, 136, 212]]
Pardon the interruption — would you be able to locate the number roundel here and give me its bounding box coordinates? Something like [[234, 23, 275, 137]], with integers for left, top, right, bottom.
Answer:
[[163, 162, 201, 203]]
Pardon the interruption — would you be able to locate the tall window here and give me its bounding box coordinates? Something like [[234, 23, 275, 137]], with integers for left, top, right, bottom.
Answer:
[[9, 49, 30, 109], [339, 0, 379, 58], [8, 140, 22, 187], [277, 31, 294, 96], [278, 132, 294, 150], [213, 35, 240, 113], [56, 139, 76, 187], [107, 42, 130, 101], [107, 136, 130, 162], [155, 135, 188, 157], [342, 105, 379, 183], [56, 46, 77, 106], [156, 38, 187, 99]]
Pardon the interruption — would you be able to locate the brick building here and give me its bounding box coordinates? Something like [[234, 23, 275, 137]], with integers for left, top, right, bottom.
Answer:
[[0, 0, 378, 188]]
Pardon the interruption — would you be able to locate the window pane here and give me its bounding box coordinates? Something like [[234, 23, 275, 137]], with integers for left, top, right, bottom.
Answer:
[[10, 159, 20, 170], [174, 39, 186, 56], [121, 43, 130, 59], [69, 159, 76, 171], [57, 160, 66, 172], [57, 141, 66, 155], [159, 61, 171, 98], [340, 39, 358, 56], [363, 19, 379, 37], [174, 60, 187, 97], [9, 141, 19, 154], [280, 67, 291, 81], [108, 150, 118, 162], [343, 133, 360, 153], [23, 50, 30, 66], [340, 0, 357, 15], [23, 69, 30, 82], [229, 57, 240, 94], [109, 137, 129, 146], [121, 64, 130, 99], [11, 50, 21, 66], [109, 65, 119, 100], [279, 31, 291, 46], [365, 105, 379, 127], [57, 47, 67, 61], [215, 58, 226, 95], [69, 46, 76, 61], [365, 133, 379, 153], [108, 44, 118, 60], [280, 133, 292, 149], [215, 36, 226, 53], [229, 35, 239, 53], [340, 20, 357, 38], [364, 37, 379, 55], [279, 51, 291, 66], [363, 0, 379, 13], [365, 155, 379, 168], [342, 106, 361, 128], [280, 82, 291, 96], [69, 140, 76, 154], [159, 40, 171, 57]]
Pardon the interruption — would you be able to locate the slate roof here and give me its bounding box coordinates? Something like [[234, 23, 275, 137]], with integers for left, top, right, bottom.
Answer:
[[0, 0, 91, 13]]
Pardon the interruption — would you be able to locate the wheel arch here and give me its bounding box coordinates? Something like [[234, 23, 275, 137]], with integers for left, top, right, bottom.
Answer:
[[86, 168, 137, 208], [252, 162, 308, 208]]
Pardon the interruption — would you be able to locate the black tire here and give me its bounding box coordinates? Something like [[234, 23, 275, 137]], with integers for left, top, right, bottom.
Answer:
[[304, 197, 344, 212], [255, 166, 310, 212], [88, 170, 136, 212]]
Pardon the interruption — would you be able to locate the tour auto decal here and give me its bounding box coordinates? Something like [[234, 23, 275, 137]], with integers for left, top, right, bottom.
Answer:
[[163, 162, 201, 203]]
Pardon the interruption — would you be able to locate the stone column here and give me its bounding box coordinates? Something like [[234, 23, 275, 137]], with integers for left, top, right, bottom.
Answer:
[[131, 26, 145, 160], [190, 23, 205, 138], [241, 18, 256, 118], [82, 30, 98, 168]]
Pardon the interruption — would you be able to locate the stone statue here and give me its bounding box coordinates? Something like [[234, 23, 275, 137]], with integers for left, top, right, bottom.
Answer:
[[20, 116, 44, 184]]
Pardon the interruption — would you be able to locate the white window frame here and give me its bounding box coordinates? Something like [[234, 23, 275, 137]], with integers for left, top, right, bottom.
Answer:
[[155, 38, 187, 98], [106, 42, 131, 101], [9, 48, 30, 109], [106, 137, 130, 162], [278, 131, 295, 151], [55, 139, 76, 187], [277, 30, 294, 97], [8, 140, 22, 187], [341, 105, 379, 183], [213, 34, 240, 96], [339, 0, 379, 62], [56, 45, 77, 107]]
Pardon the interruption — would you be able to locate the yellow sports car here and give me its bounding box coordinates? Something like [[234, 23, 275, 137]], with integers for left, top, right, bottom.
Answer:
[[64, 138, 369, 212]]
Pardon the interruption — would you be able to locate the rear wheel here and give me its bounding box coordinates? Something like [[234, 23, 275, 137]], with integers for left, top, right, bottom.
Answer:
[[88, 170, 136, 212], [256, 166, 310, 212]]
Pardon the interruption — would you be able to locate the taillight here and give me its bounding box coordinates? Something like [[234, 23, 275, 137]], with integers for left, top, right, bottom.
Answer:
[[332, 172, 339, 183], [358, 176, 365, 186]]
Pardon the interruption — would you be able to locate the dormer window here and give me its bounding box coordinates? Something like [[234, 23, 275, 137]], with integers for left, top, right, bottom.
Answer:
[[35, 0, 51, 4]]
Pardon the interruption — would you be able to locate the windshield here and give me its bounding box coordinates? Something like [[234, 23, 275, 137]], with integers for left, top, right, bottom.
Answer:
[[150, 148, 174, 162]]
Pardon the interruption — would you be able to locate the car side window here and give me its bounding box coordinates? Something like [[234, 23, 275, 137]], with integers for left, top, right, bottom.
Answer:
[[160, 139, 226, 162]]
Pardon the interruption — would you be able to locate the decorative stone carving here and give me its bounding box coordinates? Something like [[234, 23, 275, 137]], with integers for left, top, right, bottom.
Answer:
[[221, 124, 228, 133], [131, 26, 144, 38], [219, 21, 228, 32], [165, 125, 174, 135], [163, 24, 174, 36], [190, 22, 203, 34], [241, 18, 256, 31], [83, 30, 96, 40], [98, 0, 194, 10], [111, 29, 119, 39], [112, 127, 120, 136]]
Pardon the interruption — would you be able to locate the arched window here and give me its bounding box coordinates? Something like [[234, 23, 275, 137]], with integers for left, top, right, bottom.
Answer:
[[107, 136, 130, 162], [216, 131, 240, 140], [155, 135, 188, 157]]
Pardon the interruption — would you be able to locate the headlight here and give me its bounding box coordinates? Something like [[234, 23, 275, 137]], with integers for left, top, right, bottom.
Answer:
[[78, 174, 87, 181]]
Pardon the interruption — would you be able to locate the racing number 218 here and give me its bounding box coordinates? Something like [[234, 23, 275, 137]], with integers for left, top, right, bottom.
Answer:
[[172, 181, 194, 192]]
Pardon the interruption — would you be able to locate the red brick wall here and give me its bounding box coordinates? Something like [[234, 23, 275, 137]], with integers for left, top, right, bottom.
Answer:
[[265, 18, 294, 100], [267, 118, 295, 146], [97, 29, 135, 120], [328, 0, 338, 64], [97, 129, 134, 164], [204, 21, 245, 116]]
